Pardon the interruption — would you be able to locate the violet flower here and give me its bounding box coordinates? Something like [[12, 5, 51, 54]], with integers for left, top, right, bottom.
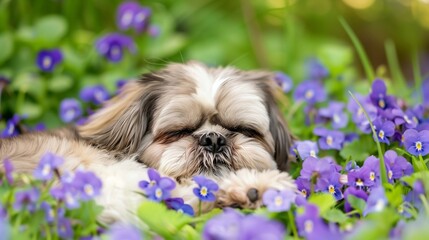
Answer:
[[1, 115, 21, 138], [384, 150, 413, 180], [108, 223, 143, 240], [59, 98, 82, 123], [313, 127, 345, 150], [117, 2, 151, 33], [33, 152, 64, 181], [299, 157, 332, 184], [57, 217, 73, 238], [165, 198, 194, 216], [36, 49, 63, 72], [262, 189, 296, 212], [193, 176, 219, 202], [296, 204, 340, 240], [347, 166, 374, 189], [293, 80, 327, 105], [373, 117, 395, 144], [347, 94, 378, 134], [296, 177, 311, 199], [139, 168, 176, 202], [274, 71, 293, 93], [423, 78, 429, 107], [295, 140, 319, 159], [306, 59, 329, 80], [403, 129, 429, 156], [317, 172, 344, 201], [13, 188, 40, 212], [318, 101, 349, 129], [79, 85, 110, 105], [72, 170, 103, 201], [363, 186, 387, 216], [369, 79, 397, 110], [202, 208, 242, 240], [95, 33, 136, 62], [3, 159, 14, 185]]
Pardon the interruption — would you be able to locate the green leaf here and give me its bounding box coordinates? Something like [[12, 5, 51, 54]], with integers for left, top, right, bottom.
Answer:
[[17, 101, 43, 119], [34, 15, 68, 44], [322, 208, 349, 224], [308, 193, 336, 214], [340, 137, 377, 162], [347, 195, 366, 214], [48, 75, 74, 92], [0, 32, 13, 65], [10, 72, 44, 98], [137, 201, 193, 239]]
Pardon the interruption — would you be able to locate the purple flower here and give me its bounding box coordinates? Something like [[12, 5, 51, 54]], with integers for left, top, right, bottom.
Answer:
[[60, 98, 82, 123], [36, 49, 63, 72], [148, 24, 161, 37], [0, 219, 10, 240], [13, 188, 40, 212], [95, 33, 136, 62], [79, 85, 110, 105], [33, 152, 63, 181], [3, 159, 14, 185], [343, 187, 368, 213], [40, 202, 55, 223], [1, 115, 21, 138], [373, 117, 395, 144], [139, 168, 176, 202], [403, 129, 429, 156], [202, 208, 285, 240], [369, 79, 397, 109], [347, 166, 374, 189], [165, 198, 194, 216], [362, 156, 382, 186], [262, 189, 296, 212], [50, 185, 80, 209], [347, 94, 378, 133], [384, 150, 413, 180], [116, 79, 127, 94], [57, 217, 73, 238], [313, 127, 345, 150], [293, 80, 326, 105], [299, 157, 332, 183], [306, 59, 329, 80], [295, 140, 319, 159], [363, 186, 387, 216], [193, 176, 219, 202], [72, 170, 102, 200], [202, 208, 242, 240], [345, 160, 360, 172], [296, 177, 311, 199], [317, 172, 343, 201], [296, 204, 340, 240], [319, 102, 349, 129], [0, 204, 7, 219], [274, 72, 293, 93], [116, 2, 151, 33], [108, 223, 143, 240]]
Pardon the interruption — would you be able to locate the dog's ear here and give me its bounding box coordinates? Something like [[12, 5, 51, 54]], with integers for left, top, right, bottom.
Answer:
[[78, 73, 163, 154], [259, 73, 295, 171]]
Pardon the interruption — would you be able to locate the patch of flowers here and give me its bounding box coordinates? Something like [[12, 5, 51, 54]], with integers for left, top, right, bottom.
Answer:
[[2, 0, 429, 239]]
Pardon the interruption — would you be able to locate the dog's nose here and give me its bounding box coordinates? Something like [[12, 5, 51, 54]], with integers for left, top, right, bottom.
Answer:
[[247, 188, 259, 203], [199, 132, 226, 153]]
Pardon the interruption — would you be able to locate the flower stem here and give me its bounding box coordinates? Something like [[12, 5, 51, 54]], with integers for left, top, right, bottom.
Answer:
[[349, 91, 388, 185], [198, 200, 202, 217], [418, 154, 428, 171], [288, 210, 299, 240]]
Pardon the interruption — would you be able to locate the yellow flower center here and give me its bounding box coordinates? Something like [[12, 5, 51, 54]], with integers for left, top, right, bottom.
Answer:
[[84, 184, 94, 196], [326, 136, 333, 146], [301, 189, 307, 197], [274, 196, 283, 206], [149, 180, 156, 187], [328, 185, 335, 194], [310, 150, 316, 158], [305, 90, 314, 99], [416, 141, 423, 151], [388, 170, 393, 180], [155, 188, 163, 199], [333, 114, 341, 123], [42, 164, 51, 176], [369, 172, 376, 181], [43, 56, 52, 68], [110, 45, 121, 57], [356, 178, 364, 187], [200, 187, 208, 197], [378, 130, 385, 140], [378, 99, 385, 108], [304, 220, 314, 233]]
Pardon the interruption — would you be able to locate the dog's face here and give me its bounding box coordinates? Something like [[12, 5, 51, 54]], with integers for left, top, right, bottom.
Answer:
[[78, 62, 293, 180]]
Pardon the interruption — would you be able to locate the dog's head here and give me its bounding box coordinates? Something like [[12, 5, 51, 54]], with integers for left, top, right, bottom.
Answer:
[[78, 62, 293, 180]]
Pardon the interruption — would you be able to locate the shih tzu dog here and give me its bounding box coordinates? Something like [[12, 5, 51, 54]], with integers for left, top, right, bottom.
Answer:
[[0, 61, 296, 223]]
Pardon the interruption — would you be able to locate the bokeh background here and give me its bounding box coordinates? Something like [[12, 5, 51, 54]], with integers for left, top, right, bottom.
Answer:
[[0, 0, 428, 131]]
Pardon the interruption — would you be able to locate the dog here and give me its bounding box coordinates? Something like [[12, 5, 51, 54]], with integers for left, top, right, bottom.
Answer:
[[0, 61, 297, 223]]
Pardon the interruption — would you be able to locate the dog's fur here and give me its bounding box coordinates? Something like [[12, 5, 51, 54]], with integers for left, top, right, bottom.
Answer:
[[0, 61, 296, 223]]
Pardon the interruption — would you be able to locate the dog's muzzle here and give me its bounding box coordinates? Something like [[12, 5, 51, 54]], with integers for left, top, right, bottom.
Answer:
[[199, 132, 227, 153]]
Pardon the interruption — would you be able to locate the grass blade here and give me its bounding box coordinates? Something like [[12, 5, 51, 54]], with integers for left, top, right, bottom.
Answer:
[[385, 39, 408, 97], [339, 17, 375, 82]]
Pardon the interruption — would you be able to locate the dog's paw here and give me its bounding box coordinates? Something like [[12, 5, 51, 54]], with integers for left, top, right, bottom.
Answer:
[[216, 168, 297, 209]]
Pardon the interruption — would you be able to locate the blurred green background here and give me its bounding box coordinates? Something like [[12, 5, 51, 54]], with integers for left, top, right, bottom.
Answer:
[[0, 0, 428, 129]]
